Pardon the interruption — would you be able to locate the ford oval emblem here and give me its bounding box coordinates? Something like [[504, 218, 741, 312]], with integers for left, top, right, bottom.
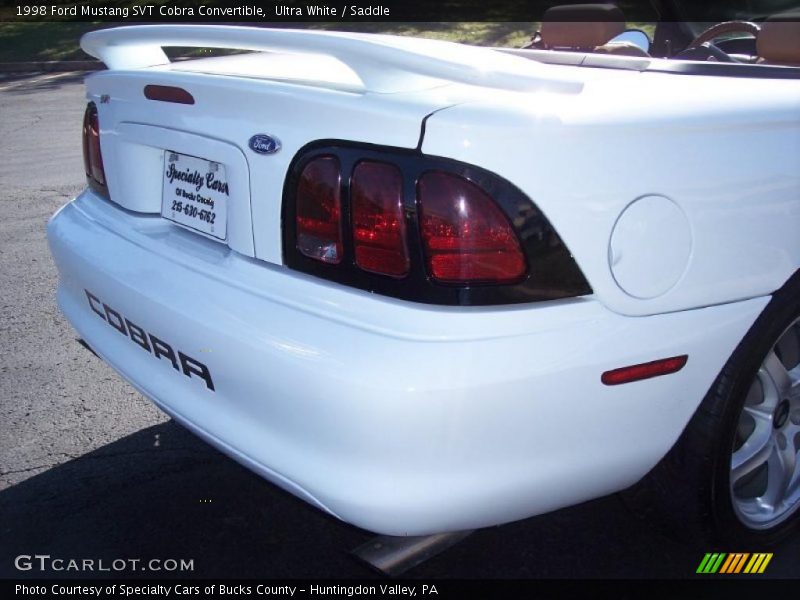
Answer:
[[248, 134, 281, 155]]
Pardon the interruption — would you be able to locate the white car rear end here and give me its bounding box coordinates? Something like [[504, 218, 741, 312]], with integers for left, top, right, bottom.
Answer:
[[47, 25, 800, 536]]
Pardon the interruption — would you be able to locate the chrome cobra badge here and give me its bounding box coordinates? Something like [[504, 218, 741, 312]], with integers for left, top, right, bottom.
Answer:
[[248, 134, 281, 155]]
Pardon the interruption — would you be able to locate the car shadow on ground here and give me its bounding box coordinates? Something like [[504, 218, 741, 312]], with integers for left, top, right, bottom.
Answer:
[[1, 419, 797, 579], [0, 420, 373, 579]]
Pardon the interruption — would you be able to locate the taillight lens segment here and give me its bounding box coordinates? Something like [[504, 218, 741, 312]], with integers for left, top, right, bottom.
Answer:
[[296, 156, 343, 264], [285, 145, 591, 306], [418, 172, 526, 283], [351, 161, 409, 278], [82, 102, 106, 186]]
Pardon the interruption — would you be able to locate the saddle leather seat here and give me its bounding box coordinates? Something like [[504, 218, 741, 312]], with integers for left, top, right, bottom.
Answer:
[[757, 10, 800, 66], [540, 4, 625, 51]]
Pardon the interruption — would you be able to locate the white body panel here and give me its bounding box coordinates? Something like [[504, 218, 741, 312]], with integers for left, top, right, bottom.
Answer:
[[86, 68, 457, 262], [47, 26, 800, 534], [421, 71, 800, 316]]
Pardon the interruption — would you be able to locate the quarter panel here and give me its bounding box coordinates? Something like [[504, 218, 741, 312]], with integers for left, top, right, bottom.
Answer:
[[421, 72, 800, 316]]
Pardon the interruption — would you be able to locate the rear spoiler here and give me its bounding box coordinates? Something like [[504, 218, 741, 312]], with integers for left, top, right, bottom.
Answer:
[[81, 25, 583, 94]]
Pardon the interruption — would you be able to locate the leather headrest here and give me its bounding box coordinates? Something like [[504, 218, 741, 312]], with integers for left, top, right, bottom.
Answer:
[[757, 10, 800, 65], [541, 4, 625, 50]]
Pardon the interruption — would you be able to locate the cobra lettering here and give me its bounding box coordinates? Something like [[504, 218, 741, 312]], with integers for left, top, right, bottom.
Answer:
[[85, 290, 215, 391]]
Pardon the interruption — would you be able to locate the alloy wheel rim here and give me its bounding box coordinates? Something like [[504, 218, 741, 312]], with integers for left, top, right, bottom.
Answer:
[[730, 318, 800, 529]]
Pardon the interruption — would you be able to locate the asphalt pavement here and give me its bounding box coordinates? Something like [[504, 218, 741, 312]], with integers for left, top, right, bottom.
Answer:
[[1, 72, 798, 581]]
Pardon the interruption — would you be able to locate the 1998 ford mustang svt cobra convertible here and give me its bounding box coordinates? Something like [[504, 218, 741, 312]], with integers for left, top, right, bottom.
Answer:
[[47, 4, 800, 549]]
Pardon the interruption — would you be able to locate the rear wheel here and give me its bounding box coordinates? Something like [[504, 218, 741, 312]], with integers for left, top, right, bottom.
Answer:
[[730, 316, 800, 531], [625, 273, 800, 545]]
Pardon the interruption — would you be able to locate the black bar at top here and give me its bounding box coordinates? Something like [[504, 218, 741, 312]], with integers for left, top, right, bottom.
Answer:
[[4, 0, 799, 23]]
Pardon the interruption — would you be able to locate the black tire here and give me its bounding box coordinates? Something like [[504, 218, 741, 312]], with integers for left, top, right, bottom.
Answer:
[[623, 271, 800, 547]]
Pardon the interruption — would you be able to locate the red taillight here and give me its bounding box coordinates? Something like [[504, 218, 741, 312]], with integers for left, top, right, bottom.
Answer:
[[601, 355, 688, 386], [286, 146, 592, 305], [418, 172, 526, 283], [351, 161, 409, 278], [296, 156, 343, 264], [82, 102, 105, 186]]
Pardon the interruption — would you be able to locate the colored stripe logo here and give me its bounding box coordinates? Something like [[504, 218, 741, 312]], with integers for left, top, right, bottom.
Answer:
[[696, 553, 773, 574]]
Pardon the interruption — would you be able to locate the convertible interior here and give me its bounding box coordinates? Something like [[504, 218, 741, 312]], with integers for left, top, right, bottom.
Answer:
[[512, 2, 800, 76]]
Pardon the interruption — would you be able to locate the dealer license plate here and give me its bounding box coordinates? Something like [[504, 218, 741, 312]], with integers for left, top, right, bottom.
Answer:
[[161, 151, 228, 240]]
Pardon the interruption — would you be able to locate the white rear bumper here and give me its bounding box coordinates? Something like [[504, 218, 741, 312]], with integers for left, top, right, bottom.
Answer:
[[47, 190, 767, 535]]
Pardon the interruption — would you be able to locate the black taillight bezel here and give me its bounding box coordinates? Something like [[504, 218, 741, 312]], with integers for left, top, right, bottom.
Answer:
[[282, 142, 591, 306]]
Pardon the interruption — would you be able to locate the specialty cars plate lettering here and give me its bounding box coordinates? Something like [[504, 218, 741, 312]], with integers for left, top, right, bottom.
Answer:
[[161, 151, 228, 240]]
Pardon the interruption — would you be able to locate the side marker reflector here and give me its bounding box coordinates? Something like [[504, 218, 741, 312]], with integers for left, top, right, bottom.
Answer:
[[601, 355, 688, 386]]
